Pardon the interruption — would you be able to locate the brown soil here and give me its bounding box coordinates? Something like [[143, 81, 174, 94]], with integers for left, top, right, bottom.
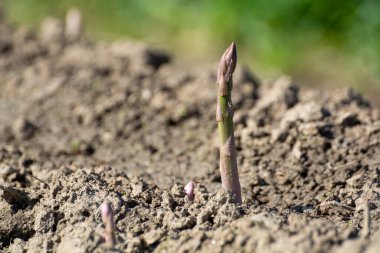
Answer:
[[0, 14, 380, 253]]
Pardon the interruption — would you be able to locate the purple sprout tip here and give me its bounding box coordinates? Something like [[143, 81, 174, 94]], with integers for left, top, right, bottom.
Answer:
[[101, 201, 114, 222], [225, 42, 237, 74], [218, 42, 237, 84], [184, 180, 195, 200], [100, 201, 116, 247], [228, 42, 237, 61]]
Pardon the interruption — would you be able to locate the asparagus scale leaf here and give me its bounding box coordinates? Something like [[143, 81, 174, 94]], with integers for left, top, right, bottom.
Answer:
[[216, 42, 242, 204]]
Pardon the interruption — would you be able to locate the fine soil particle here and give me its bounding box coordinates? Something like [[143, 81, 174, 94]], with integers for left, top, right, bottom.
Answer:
[[0, 14, 380, 253]]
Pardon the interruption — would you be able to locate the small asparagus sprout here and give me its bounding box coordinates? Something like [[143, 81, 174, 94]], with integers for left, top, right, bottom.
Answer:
[[101, 201, 116, 247], [65, 8, 83, 42], [216, 42, 242, 204], [184, 180, 195, 200], [363, 200, 371, 238]]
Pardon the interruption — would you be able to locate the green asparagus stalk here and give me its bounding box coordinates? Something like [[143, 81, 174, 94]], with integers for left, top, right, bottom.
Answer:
[[216, 42, 242, 204]]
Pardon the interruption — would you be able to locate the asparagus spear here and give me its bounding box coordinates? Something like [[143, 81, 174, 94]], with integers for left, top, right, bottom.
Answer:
[[101, 201, 116, 247], [216, 42, 242, 204]]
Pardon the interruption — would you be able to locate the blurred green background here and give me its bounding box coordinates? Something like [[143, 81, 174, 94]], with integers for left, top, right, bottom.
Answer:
[[2, 0, 380, 101]]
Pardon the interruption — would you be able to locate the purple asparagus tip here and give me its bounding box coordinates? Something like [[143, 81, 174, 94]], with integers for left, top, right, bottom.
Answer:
[[100, 201, 116, 247], [217, 42, 237, 87], [101, 201, 113, 223], [184, 180, 195, 201]]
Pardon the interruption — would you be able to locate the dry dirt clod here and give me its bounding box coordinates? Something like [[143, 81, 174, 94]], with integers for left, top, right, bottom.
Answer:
[[0, 164, 16, 182], [0, 184, 30, 206], [12, 117, 37, 140]]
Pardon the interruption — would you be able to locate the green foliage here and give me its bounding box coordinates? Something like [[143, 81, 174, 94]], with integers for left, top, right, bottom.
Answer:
[[4, 0, 380, 90]]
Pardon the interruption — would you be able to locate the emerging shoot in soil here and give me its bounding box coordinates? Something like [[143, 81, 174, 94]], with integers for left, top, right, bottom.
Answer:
[[216, 42, 242, 204], [363, 200, 371, 238], [101, 201, 116, 247], [184, 180, 195, 201]]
